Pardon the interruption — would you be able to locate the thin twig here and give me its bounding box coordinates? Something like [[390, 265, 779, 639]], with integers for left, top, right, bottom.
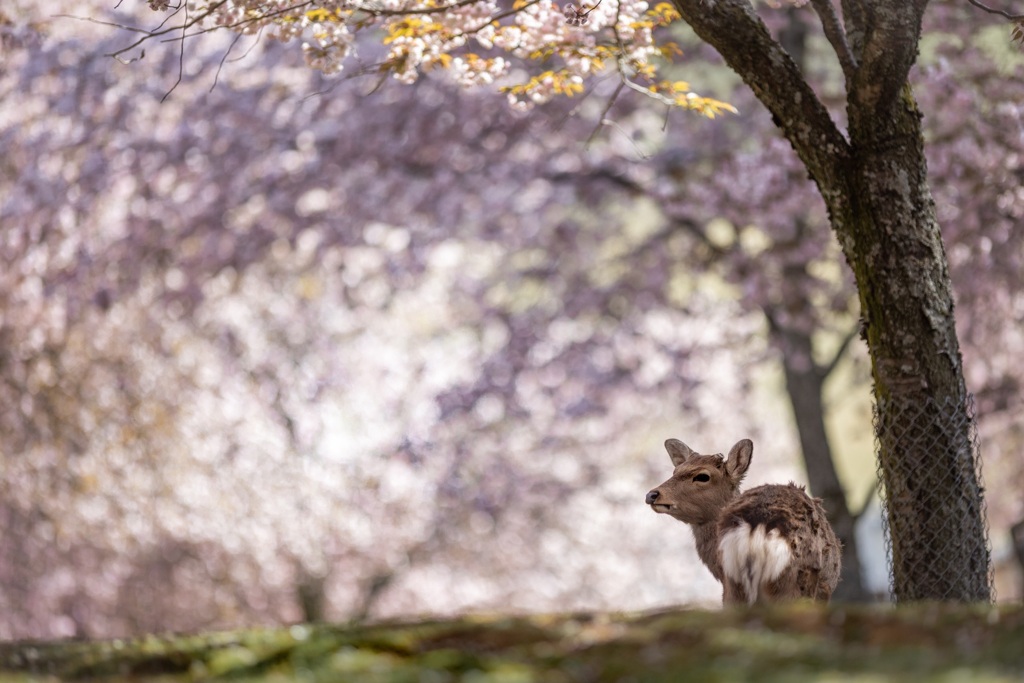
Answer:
[[585, 81, 625, 147], [211, 32, 244, 92], [349, 0, 487, 17], [966, 0, 1024, 20], [603, 118, 650, 159], [364, 70, 392, 96], [161, 1, 188, 101], [229, 31, 264, 63], [55, 14, 153, 35], [620, 76, 677, 107], [554, 71, 616, 132], [818, 322, 860, 380], [106, 0, 228, 59], [460, 0, 544, 34], [851, 480, 879, 522], [808, 0, 858, 84], [156, 1, 314, 45]]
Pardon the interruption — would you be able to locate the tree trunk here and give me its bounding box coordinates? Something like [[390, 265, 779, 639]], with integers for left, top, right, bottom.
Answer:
[[840, 90, 990, 600], [296, 570, 328, 623], [767, 312, 868, 601], [1012, 518, 1024, 599], [672, 0, 992, 600]]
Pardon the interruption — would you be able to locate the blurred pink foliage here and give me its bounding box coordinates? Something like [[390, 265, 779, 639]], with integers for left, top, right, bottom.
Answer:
[[1, 1, 1023, 637]]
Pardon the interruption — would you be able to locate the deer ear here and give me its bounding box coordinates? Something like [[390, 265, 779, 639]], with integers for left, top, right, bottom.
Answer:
[[665, 439, 695, 467], [725, 439, 753, 483]]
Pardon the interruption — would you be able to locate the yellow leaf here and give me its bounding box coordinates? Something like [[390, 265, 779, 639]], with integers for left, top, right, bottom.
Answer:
[[305, 8, 338, 22], [659, 41, 683, 58], [647, 2, 681, 22]]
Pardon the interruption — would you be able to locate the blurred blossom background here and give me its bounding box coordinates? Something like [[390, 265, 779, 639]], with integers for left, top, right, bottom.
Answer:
[[1, 0, 1023, 640]]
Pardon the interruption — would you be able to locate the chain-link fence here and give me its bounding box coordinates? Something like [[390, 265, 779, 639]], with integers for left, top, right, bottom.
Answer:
[[874, 392, 994, 602]]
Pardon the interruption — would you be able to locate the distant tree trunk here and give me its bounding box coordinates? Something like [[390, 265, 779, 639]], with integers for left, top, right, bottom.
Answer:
[[1012, 519, 1024, 598], [766, 309, 868, 601], [352, 571, 395, 623], [674, 0, 991, 600], [296, 569, 328, 623]]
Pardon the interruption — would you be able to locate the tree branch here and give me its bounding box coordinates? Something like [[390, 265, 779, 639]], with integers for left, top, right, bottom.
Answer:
[[966, 0, 1024, 21], [585, 81, 625, 147], [545, 161, 728, 263], [818, 322, 860, 380], [350, 0, 496, 18], [840, 0, 867, 58], [105, 0, 229, 60], [809, 0, 858, 85], [851, 480, 879, 523], [670, 0, 850, 199], [847, 0, 929, 124]]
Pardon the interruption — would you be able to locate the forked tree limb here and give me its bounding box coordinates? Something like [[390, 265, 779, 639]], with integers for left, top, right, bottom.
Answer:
[[669, 0, 849, 197]]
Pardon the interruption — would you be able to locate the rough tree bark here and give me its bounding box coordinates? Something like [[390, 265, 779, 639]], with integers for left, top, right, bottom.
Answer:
[[671, 0, 991, 600]]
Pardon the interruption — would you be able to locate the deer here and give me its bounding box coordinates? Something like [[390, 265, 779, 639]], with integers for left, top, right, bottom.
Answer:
[[645, 438, 841, 605]]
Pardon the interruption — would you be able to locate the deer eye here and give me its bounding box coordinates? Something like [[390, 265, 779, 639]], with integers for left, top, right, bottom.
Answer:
[[693, 473, 711, 483]]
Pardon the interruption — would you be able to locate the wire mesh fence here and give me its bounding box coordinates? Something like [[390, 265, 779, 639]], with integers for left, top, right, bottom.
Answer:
[[874, 391, 994, 602]]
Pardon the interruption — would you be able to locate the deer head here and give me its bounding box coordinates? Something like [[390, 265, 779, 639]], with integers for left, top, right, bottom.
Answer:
[[645, 438, 753, 525]]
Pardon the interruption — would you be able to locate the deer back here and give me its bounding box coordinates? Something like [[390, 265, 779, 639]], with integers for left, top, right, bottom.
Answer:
[[719, 483, 841, 603]]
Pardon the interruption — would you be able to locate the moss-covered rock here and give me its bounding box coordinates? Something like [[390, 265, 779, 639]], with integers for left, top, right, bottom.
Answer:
[[1, 604, 1022, 682]]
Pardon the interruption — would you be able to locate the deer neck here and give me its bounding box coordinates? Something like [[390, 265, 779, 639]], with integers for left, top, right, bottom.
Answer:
[[692, 520, 724, 582]]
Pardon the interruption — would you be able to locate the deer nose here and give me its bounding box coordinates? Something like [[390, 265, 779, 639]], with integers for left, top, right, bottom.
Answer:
[[646, 490, 660, 505]]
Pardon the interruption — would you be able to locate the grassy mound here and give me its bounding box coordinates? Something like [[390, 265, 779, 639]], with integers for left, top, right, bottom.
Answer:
[[1, 603, 1022, 682]]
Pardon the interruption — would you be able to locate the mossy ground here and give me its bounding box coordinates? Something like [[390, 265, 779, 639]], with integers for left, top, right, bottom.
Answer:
[[1, 604, 1022, 682]]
